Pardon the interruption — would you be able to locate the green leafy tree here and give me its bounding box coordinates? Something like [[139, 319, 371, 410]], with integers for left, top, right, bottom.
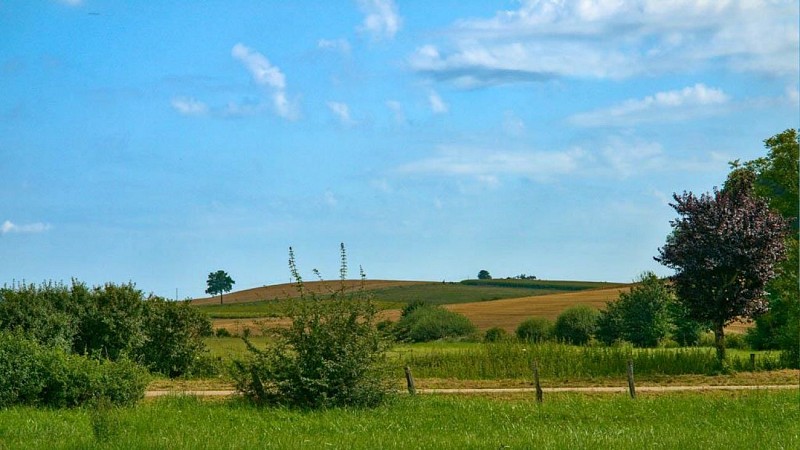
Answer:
[[738, 129, 799, 367], [595, 273, 674, 347], [656, 171, 788, 361], [206, 270, 235, 304], [477, 270, 492, 280]]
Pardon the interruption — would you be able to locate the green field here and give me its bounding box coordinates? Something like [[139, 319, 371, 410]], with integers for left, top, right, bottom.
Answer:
[[1, 391, 796, 449], [459, 279, 620, 290]]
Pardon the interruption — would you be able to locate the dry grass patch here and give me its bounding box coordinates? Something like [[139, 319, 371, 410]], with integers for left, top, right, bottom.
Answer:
[[192, 280, 427, 305]]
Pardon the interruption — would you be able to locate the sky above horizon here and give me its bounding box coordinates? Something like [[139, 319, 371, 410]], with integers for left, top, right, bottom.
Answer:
[[1, 0, 798, 299]]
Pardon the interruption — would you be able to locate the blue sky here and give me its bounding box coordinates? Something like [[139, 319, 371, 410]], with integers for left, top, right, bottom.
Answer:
[[1, 0, 798, 299]]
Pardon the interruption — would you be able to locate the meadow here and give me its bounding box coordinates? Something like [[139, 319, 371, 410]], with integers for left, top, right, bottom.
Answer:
[[1, 391, 797, 449]]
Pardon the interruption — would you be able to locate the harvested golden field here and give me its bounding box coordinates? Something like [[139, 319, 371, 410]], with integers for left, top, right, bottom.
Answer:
[[192, 279, 428, 305], [444, 286, 630, 332]]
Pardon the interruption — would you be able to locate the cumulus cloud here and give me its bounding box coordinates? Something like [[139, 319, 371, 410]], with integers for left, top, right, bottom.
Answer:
[[1, 220, 51, 235], [232, 43, 298, 120], [570, 84, 730, 127], [358, 0, 401, 40], [327, 101, 356, 126], [428, 91, 448, 114], [396, 145, 585, 183], [170, 97, 209, 116], [409, 0, 799, 87], [386, 100, 406, 124], [318, 38, 351, 54]]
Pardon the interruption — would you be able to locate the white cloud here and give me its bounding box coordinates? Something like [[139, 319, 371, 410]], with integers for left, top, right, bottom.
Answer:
[[396, 145, 585, 183], [170, 97, 209, 116], [327, 101, 356, 126], [409, 0, 799, 87], [601, 139, 665, 178], [570, 84, 730, 127], [323, 191, 338, 207], [318, 38, 351, 54], [1, 220, 51, 235], [385, 100, 406, 124], [232, 43, 298, 120], [358, 0, 401, 40], [787, 85, 800, 103], [503, 111, 525, 136], [428, 91, 448, 114]]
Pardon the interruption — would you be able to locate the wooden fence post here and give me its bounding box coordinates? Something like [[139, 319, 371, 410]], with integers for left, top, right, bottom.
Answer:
[[532, 359, 543, 403], [404, 366, 416, 395], [626, 359, 636, 399]]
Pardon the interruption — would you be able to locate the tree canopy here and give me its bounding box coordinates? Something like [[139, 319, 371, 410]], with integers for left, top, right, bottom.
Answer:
[[205, 270, 235, 304], [656, 172, 787, 361], [477, 270, 492, 280]]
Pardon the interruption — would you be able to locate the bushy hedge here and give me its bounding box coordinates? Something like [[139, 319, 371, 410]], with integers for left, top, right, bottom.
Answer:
[[554, 305, 599, 345], [393, 304, 477, 343], [0, 281, 212, 377], [516, 317, 553, 343], [0, 332, 148, 408]]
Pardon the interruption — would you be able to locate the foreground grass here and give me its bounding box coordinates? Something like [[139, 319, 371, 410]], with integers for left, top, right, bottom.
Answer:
[[0, 391, 797, 449]]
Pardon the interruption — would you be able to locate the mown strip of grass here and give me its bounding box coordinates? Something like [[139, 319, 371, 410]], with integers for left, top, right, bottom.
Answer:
[[0, 391, 796, 449]]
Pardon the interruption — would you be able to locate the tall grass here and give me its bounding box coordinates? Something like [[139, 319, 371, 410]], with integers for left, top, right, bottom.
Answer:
[[399, 342, 785, 379], [0, 392, 796, 449]]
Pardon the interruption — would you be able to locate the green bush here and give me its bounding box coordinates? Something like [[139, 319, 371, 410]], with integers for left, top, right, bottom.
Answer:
[[515, 317, 553, 343], [595, 273, 675, 347], [0, 282, 76, 351], [231, 245, 392, 409], [0, 331, 148, 408], [483, 327, 509, 343], [393, 305, 477, 343], [138, 298, 213, 377], [554, 305, 599, 345], [0, 281, 212, 378]]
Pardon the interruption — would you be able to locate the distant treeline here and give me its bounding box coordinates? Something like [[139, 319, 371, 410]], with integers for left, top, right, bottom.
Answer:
[[459, 279, 618, 291]]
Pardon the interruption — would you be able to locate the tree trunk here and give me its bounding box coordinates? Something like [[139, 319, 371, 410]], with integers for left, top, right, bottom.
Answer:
[[220, 293, 223, 305], [713, 322, 726, 362]]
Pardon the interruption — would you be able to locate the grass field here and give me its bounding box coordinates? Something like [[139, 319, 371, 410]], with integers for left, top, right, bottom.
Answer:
[[1, 391, 797, 449]]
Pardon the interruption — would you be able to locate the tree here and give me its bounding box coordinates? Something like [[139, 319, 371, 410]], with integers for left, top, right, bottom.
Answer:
[[595, 272, 674, 347], [206, 270, 235, 304], [655, 173, 787, 361], [737, 129, 799, 367], [477, 270, 492, 280]]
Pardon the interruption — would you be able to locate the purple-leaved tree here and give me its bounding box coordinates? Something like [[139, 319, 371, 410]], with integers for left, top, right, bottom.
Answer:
[[655, 172, 787, 361]]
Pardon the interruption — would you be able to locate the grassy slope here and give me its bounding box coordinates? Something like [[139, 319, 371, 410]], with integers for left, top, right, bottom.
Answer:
[[2, 392, 797, 449]]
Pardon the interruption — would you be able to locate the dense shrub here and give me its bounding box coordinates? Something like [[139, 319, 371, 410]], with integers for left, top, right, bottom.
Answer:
[[231, 246, 392, 409], [554, 305, 599, 345], [139, 298, 213, 377], [515, 317, 553, 343], [484, 327, 509, 343], [0, 281, 212, 378], [393, 304, 477, 343], [595, 273, 673, 347], [0, 282, 76, 351], [0, 331, 148, 408]]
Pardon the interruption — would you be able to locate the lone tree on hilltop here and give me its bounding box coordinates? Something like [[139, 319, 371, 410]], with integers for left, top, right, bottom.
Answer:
[[655, 171, 787, 361], [477, 270, 492, 280], [206, 270, 235, 304]]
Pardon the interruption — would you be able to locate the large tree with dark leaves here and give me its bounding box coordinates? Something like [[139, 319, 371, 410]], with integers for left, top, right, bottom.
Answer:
[[656, 172, 787, 361], [206, 270, 235, 304]]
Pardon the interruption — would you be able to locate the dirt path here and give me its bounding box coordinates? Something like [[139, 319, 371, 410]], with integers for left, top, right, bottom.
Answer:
[[145, 384, 798, 398]]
